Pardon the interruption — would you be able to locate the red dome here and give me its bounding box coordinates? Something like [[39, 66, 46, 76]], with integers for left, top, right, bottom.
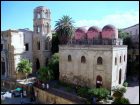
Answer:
[[87, 26, 101, 39], [102, 24, 118, 39], [75, 27, 87, 40]]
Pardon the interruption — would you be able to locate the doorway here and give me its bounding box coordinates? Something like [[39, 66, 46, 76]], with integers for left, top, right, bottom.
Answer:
[[96, 75, 103, 88]]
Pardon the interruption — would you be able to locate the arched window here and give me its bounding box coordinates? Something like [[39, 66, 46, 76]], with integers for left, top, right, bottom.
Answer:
[[37, 13, 41, 19], [37, 26, 41, 33], [120, 56, 121, 63], [68, 55, 72, 62], [81, 56, 86, 63], [37, 41, 40, 50], [115, 57, 117, 65], [97, 57, 102, 65], [124, 55, 125, 62], [119, 69, 122, 84]]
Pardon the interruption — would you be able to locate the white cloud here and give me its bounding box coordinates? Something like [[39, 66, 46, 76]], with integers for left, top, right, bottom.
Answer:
[[75, 10, 139, 29]]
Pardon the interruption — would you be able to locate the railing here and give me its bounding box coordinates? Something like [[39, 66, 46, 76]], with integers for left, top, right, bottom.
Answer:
[[67, 38, 123, 45]]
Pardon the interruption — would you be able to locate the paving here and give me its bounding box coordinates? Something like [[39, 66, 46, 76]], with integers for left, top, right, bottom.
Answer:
[[124, 80, 139, 104]]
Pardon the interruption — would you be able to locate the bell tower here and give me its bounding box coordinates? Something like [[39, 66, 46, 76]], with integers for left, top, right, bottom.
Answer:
[[33, 6, 51, 36], [32, 6, 52, 73]]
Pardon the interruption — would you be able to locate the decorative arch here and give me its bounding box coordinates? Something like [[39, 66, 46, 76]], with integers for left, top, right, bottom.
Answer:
[[81, 56, 86, 63], [96, 75, 103, 88], [97, 57, 103, 65]]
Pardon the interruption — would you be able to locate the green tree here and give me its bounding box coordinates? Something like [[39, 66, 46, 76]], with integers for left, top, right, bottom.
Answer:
[[48, 53, 59, 80], [16, 59, 32, 82], [51, 33, 59, 54], [118, 29, 132, 49], [55, 15, 75, 44], [38, 67, 53, 83]]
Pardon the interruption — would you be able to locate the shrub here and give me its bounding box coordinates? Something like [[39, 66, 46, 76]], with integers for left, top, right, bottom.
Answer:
[[88, 88, 110, 100], [65, 86, 73, 92], [77, 87, 89, 98], [112, 97, 130, 104], [123, 82, 128, 87], [112, 85, 126, 98]]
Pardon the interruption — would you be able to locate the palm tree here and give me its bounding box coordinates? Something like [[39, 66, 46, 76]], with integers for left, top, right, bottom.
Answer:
[[38, 67, 53, 83], [16, 59, 32, 82], [55, 15, 75, 44]]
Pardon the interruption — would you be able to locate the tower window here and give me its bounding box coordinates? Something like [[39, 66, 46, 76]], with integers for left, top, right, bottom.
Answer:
[[37, 13, 41, 19], [97, 57, 103, 65], [37, 27, 41, 33], [37, 42, 40, 50], [68, 55, 72, 62], [81, 56, 86, 63], [25, 43, 29, 51]]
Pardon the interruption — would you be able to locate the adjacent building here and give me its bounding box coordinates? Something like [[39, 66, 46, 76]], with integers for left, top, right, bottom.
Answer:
[[1, 30, 25, 79], [122, 24, 139, 62], [1, 6, 52, 79]]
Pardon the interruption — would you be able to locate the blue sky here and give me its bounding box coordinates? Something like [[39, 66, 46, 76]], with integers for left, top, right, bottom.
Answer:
[[1, 1, 139, 31]]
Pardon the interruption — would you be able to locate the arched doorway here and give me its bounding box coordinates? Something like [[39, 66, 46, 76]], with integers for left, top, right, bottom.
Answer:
[[36, 59, 40, 70], [96, 75, 103, 88], [119, 69, 122, 84]]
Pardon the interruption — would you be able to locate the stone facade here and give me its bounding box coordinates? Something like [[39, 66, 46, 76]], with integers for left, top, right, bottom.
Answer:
[[59, 45, 127, 90]]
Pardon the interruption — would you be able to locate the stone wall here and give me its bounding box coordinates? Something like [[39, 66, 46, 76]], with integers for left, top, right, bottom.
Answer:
[[34, 87, 81, 104]]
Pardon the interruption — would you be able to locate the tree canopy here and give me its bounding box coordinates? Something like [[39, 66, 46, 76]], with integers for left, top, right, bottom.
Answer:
[[55, 15, 75, 44]]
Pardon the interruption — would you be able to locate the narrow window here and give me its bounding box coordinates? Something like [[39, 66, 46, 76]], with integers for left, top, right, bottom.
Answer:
[[120, 56, 121, 63], [37, 42, 40, 50], [115, 57, 117, 65], [81, 56, 86, 63], [1, 44, 3, 51], [25, 43, 29, 51], [124, 55, 125, 62], [97, 57, 102, 65], [68, 55, 72, 62]]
